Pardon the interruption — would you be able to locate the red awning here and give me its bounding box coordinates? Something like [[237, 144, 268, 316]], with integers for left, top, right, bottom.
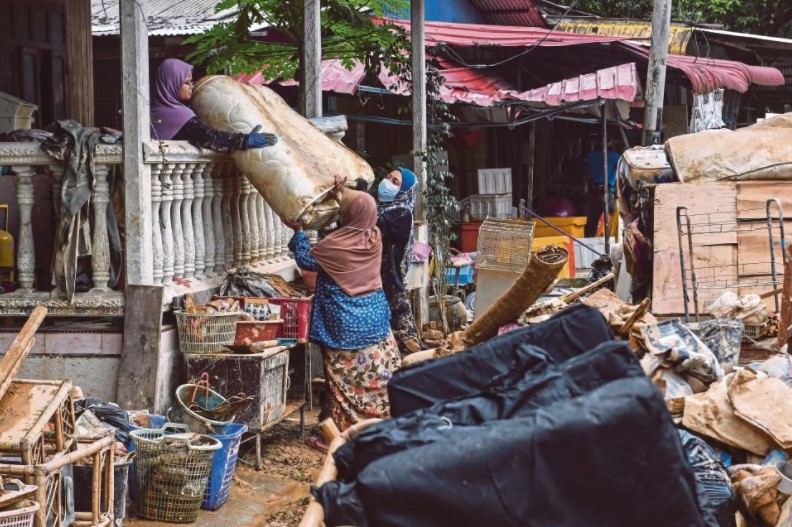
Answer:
[[467, 0, 548, 28], [618, 42, 785, 94], [242, 58, 640, 108], [506, 63, 639, 106], [379, 18, 629, 47]]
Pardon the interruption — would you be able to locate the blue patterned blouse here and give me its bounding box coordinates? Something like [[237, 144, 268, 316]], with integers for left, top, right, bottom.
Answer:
[[288, 231, 391, 350]]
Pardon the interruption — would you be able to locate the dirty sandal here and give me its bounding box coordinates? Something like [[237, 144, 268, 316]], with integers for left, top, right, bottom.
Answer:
[[305, 436, 329, 454]]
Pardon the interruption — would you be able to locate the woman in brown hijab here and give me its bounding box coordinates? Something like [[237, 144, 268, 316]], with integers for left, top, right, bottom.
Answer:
[[285, 179, 401, 449]]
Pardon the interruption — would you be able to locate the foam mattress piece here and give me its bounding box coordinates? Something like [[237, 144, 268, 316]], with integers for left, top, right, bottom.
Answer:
[[191, 76, 375, 229]]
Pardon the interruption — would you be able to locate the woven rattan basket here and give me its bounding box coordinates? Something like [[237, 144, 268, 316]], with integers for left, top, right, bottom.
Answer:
[[476, 217, 536, 273]]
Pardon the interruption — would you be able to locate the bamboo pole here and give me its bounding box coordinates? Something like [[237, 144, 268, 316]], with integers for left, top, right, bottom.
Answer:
[[0, 306, 47, 400]]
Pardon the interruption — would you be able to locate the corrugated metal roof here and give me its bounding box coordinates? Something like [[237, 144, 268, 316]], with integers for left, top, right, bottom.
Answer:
[[244, 57, 639, 108], [91, 0, 254, 36], [382, 18, 631, 47], [468, 0, 547, 28], [508, 62, 639, 105], [618, 42, 785, 93]]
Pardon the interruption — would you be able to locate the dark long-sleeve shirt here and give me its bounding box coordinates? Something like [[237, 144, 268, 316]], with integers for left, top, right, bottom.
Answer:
[[172, 117, 248, 153], [377, 206, 413, 298]]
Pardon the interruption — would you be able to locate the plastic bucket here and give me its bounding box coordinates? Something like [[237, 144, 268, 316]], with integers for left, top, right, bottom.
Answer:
[[201, 423, 248, 510], [168, 384, 235, 435], [74, 459, 132, 527]]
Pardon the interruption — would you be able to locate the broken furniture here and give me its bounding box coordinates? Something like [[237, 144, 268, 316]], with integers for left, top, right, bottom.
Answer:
[[0, 436, 115, 527], [183, 343, 311, 470], [677, 198, 785, 322]]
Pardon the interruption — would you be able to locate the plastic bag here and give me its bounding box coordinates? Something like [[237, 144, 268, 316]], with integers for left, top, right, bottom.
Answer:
[[678, 430, 737, 527], [689, 318, 744, 370], [220, 268, 280, 298], [757, 354, 792, 389], [708, 292, 768, 325], [73, 398, 131, 443], [641, 319, 724, 384]]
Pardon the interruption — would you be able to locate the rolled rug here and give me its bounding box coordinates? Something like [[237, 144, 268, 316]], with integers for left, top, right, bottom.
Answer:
[[463, 245, 568, 346]]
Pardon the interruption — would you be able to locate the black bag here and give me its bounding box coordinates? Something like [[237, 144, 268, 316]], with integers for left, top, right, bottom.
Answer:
[[387, 304, 613, 416]]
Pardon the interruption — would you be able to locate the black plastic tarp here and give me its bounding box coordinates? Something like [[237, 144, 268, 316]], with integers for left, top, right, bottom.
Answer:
[[316, 377, 710, 527], [335, 341, 643, 479], [387, 304, 613, 417]]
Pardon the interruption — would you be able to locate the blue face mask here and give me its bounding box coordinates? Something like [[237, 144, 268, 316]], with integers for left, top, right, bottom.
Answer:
[[378, 179, 399, 202]]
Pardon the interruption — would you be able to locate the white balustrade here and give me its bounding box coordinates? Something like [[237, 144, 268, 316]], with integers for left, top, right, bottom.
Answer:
[[212, 163, 226, 273], [200, 164, 215, 277], [170, 163, 186, 280], [12, 165, 35, 293], [239, 175, 252, 266], [151, 164, 164, 283], [181, 163, 196, 279], [192, 166, 205, 279], [160, 163, 176, 285], [90, 165, 112, 292]]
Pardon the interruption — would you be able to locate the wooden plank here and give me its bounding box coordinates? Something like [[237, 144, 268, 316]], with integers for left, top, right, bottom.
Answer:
[[736, 181, 792, 220], [116, 285, 164, 410], [652, 183, 737, 316], [653, 182, 737, 252], [0, 306, 47, 401]]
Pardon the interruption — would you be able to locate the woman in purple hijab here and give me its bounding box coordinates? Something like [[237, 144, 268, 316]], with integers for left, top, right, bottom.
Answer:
[[150, 58, 278, 152]]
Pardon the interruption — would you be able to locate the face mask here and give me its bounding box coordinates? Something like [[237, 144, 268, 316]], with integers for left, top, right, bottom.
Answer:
[[378, 179, 399, 202]]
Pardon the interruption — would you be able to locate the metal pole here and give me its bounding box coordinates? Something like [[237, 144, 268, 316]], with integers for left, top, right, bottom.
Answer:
[[302, 0, 322, 119], [602, 102, 610, 255], [527, 121, 535, 210], [642, 0, 672, 146]]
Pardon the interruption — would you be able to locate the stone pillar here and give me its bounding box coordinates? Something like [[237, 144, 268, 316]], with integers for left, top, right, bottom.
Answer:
[[222, 164, 235, 269], [213, 163, 227, 274], [120, 0, 153, 285], [248, 187, 261, 262], [191, 165, 206, 279], [151, 165, 164, 284], [200, 164, 215, 277], [263, 201, 276, 262], [160, 164, 175, 285], [89, 165, 111, 292], [239, 178, 252, 266], [181, 163, 196, 279], [13, 166, 35, 293], [171, 164, 185, 280]]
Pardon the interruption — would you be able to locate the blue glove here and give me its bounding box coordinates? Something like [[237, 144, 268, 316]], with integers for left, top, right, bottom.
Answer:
[[247, 125, 278, 148]]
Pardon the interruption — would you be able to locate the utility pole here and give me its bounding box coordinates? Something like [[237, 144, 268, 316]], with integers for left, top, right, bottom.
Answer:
[[642, 0, 672, 146], [303, 0, 322, 118], [411, 0, 429, 325]]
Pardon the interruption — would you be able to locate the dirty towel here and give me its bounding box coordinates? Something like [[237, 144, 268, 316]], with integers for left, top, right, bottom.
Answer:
[[728, 368, 792, 449], [39, 120, 122, 300]]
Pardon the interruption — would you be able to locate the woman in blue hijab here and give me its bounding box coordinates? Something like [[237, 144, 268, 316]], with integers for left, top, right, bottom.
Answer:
[[377, 167, 423, 354]]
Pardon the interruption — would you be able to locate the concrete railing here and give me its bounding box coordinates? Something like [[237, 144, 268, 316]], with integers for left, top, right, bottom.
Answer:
[[144, 142, 293, 287]]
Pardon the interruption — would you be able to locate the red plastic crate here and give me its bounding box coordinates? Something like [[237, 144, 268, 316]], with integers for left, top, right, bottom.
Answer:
[[268, 297, 313, 341]]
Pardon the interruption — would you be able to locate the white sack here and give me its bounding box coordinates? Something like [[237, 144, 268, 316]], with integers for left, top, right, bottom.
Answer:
[[191, 76, 374, 229]]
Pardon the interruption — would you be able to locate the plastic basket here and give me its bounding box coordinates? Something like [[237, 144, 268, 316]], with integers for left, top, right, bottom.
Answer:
[[174, 311, 240, 354], [130, 425, 221, 523], [202, 423, 248, 510], [268, 297, 313, 341], [445, 265, 475, 286], [476, 218, 535, 273], [744, 322, 768, 339], [0, 501, 39, 527]]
